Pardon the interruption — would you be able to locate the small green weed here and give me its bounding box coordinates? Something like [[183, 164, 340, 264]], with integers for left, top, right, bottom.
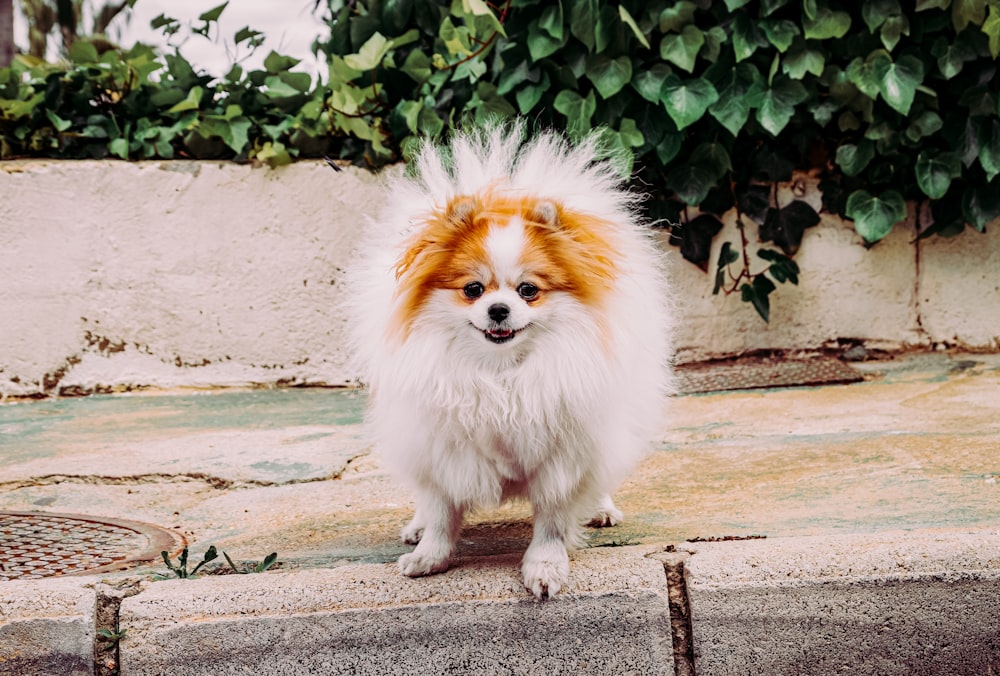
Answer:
[[158, 546, 280, 578], [223, 551, 279, 574], [159, 546, 219, 579], [97, 621, 127, 676]]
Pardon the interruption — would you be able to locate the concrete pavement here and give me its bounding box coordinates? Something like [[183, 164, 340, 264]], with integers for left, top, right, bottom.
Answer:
[[1, 351, 999, 674]]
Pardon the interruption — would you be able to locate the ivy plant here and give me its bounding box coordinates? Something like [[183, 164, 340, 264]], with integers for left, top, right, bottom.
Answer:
[[3, 0, 1000, 321]]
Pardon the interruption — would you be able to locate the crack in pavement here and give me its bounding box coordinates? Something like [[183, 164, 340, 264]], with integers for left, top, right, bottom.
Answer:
[[0, 452, 371, 492]]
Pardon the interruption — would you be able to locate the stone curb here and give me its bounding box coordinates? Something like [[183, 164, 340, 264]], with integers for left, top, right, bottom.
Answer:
[[3, 531, 999, 675], [0, 577, 96, 676], [675, 530, 1000, 675]]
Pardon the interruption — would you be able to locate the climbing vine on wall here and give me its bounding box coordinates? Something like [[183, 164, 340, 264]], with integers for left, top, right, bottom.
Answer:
[[2, 0, 999, 320]]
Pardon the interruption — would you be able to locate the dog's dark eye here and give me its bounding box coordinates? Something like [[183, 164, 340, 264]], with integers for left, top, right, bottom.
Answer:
[[517, 282, 539, 301], [463, 282, 485, 299]]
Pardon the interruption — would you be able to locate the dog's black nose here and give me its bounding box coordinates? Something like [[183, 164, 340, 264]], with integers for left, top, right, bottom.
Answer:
[[488, 303, 510, 322]]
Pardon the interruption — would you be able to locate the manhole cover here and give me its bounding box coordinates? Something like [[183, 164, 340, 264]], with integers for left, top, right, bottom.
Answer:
[[0, 511, 184, 581], [675, 356, 864, 395]]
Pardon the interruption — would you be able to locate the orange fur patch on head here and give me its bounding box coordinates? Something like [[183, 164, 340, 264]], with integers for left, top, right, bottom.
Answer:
[[519, 202, 619, 308], [390, 191, 621, 339]]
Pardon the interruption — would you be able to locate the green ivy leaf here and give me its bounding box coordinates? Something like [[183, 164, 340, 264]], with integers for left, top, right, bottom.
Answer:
[[659, 1, 697, 33], [756, 76, 808, 136], [845, 189, 907, 243], [514, 72, 551, 115], [713, 241, 739, 294], [962, 181, 1000, 232], [691, 141, 733, 180], [569, 0, 598, 51], [68, 40, 100, 63], [984, 5, 1000, 59], [762, 0, 793, 15], [835, 140, 875, 176], [846, 56, 881, 99], [701, 26, 727, 63], [879, 15, 910, 51], [904, 110, 943, 143], [952, 0, 987, 32], [861, 0, 903, 33], [709, 62, 765, 137], [109, 137, 129, 159], [660, 25, 704, 73], [760, 201, 820, 255], [782, 46, 826, 79], [167, 86, 203, 113], [915, 150, 962, 199], [344, 33, 390, 71], [633, 64, 671, 103], [198, 1, 228, 23], [934, 37, 976, 79], [656, 133, 683, 165], [741, 275, 776, 322], [661, 76, 719, 130], [803, 6, 852, 39], [760, 19, 799, 52], [400, 50, 432, 83], [979, 117, 1000, 180], [586, 54, 633, 99], [527, 21, 565, 60], [539, 1, 564, 40], [618, 117, 644, 148], [263, 51, 301, 74], [45, 110, 71, 132], [618, 5, 650, 49], [677, 214, 724, 270], [666, 164, 718, 205], [758, 248, 801, 284], [553, 89, 597, 137], [732, 12, 767, 62], [871, 52, 924, 115]]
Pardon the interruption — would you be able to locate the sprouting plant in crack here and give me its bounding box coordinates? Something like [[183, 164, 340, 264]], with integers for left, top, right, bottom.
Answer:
[[159, 546, 219, 578], [97, 621, 127, 676], [224, 550, 279, 574]]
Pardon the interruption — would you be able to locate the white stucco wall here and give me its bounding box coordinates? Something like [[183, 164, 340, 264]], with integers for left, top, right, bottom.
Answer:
[[1, 160, 997, 397]]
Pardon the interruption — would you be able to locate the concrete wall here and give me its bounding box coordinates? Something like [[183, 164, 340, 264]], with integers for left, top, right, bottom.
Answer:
[[1, 160, 998, 397]]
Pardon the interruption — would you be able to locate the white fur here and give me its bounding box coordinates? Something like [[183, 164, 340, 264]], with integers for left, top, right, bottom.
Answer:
[[345, 122, 673, 599]]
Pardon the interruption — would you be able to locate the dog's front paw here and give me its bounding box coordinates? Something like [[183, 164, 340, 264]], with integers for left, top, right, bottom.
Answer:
[[522, 548, 570, 600], [398, 550, 450, 577]]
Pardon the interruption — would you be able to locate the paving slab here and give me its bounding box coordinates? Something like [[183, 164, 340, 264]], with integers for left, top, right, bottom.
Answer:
[[0, 577, 96, 676], [117, 547, 674, 676], [678, 530, 1000, 676]]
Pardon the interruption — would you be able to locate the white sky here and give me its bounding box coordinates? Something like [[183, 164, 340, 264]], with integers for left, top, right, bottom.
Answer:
[[13, 0, 326, 77]]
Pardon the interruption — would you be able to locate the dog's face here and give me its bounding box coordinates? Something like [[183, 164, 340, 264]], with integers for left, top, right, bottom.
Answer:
[[390, 193, 619, 354]]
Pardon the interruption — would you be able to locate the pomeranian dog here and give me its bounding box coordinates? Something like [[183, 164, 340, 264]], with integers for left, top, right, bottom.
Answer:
[[347, 122, 672, 599]]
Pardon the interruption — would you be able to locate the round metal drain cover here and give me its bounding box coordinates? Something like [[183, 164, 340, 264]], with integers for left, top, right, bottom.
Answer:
[[0, 511, 184, 581]]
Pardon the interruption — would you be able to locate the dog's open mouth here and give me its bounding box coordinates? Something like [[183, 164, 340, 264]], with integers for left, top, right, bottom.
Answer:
[[484, 327, 517, 344]]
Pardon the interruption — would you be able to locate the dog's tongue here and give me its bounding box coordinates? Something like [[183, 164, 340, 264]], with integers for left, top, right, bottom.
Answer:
[[489, 329, 513, 338]]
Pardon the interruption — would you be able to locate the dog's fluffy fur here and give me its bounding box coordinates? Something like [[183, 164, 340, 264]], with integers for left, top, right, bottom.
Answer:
[[347, 123, 672, 599]]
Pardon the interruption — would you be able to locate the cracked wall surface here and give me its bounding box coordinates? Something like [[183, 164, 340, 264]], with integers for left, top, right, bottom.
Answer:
[[1, 161, 998, 396]]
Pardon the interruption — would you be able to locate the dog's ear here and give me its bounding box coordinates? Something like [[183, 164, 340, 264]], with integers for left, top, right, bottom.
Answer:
[[529, 200, 559, 227], [446, 196, 477, 225]]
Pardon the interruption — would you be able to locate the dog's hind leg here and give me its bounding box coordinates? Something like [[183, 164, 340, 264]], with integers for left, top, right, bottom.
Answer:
[[586, 493, 624, 528]]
